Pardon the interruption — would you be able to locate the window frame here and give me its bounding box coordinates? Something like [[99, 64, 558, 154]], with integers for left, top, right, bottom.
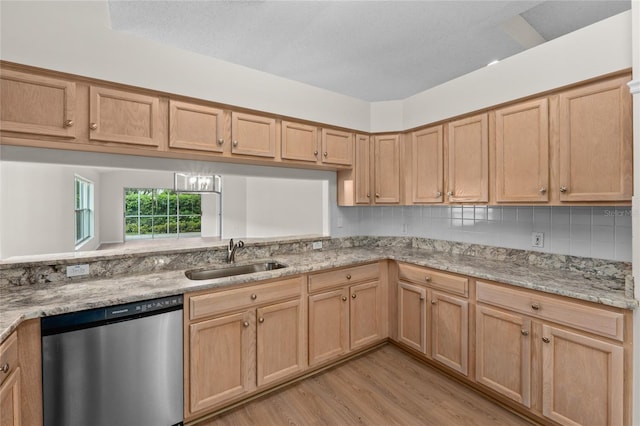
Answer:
[[74, 175, 94, 248]]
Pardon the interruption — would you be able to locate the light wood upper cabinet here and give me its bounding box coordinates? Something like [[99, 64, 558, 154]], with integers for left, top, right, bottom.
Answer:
[[430, 291, 468, 376], [321, 128, 353, 166], [409, 125, 444, 203], [373, 134, 401, 204], [447, 113, 489, 203], [169, 100, 226, 153], [541, 325, 623, 426], [476, 305, 531, 407], [557, 76, 632, 202], [231, 112, 277, 158], [89, 86, 161, 147], [494, 98, 549, 202], [281, 121, 319, 163], [354, 134, 372, 204], [0, 69, 75, 138]]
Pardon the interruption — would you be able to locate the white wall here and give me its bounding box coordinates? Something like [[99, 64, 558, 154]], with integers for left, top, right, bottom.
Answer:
[[0, 162, 100, 258], [245, 178, 324, 238]]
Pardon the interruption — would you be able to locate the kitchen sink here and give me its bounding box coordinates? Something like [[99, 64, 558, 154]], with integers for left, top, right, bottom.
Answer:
[[185, 261, 287, 280]]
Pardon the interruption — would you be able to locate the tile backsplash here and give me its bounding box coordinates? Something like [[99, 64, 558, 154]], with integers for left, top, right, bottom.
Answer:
[[332, 205, 632, 262]]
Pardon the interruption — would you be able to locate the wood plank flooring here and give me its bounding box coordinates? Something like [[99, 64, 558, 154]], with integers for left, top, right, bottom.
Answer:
[[197, 344, 536, 426]]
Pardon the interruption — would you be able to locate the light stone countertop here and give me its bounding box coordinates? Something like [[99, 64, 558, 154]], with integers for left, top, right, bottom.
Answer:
[[1, 246, 636, 342]]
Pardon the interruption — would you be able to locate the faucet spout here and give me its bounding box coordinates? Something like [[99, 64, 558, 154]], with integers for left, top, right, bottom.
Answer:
[[226, 238, 245, 263]]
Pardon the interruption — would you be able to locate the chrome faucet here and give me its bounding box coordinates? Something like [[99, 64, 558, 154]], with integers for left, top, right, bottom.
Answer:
[[227, 238, 245, 263]]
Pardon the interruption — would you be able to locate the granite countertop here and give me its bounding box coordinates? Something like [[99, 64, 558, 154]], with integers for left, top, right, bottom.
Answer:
[[1, 246, 636, 342]]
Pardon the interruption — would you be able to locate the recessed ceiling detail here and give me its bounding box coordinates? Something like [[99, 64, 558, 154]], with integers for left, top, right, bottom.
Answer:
[[108, 1, 630, 102]]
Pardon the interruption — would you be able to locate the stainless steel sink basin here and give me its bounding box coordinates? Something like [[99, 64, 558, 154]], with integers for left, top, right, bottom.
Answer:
[[185, 261, 287, 280]]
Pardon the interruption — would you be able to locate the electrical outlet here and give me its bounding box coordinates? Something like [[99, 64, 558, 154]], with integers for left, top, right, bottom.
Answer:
[[67, 264, 90, 278], [531, 232, 544, 248], [312, 241, 323, 250]]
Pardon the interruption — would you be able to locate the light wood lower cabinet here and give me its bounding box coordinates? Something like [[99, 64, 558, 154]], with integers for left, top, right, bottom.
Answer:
[[541, 325, 623, 426], [0, 369, 21, 426], [476, 305, 531, 407], [476, 281, 627, 426], [308, 263, 386, 366], [185, 277, 305, 419], [396, 264, 469, 376]]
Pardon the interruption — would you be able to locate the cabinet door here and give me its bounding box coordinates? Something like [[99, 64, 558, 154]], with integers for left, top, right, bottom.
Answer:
[[0, 368, 21, 426], [0, 69, 75, 138], [411, 126, 444, 203], [308, 288, 349, 366], [256, 299, 305, 387], [447, 113, 489, 203], [373, 134, 400, 204], [541, 325, 623, 426], [397, 282, 427, 353], [188, 311, 255, 414], [89, 86, 161, 147], [354, 134, 372, 204], [495, 98, 549, 202], [169, 100, 226, 152], [321, 128, 353, 166], [476, 305, 531, 407], [558, 76, 632, 202], [349, 281, 382, 350], [231, 112, 276, 158], [430, 291, 468, 375], [281, 121, 318, 163]]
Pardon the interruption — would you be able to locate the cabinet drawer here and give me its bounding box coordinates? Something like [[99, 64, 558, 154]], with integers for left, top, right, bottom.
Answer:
[[0, 331, 18, 386], [308, 263, 379, 293], [476, 281, 624, 341], [190, 277, 302, 321], [398, 263, 468, 297]]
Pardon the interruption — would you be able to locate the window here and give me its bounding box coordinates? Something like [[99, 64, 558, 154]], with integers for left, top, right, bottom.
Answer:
[[75, 176, 94, 246], [124, 188, 202, 240]]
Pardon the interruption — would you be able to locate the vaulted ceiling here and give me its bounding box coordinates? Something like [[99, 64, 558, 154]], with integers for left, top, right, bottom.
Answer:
[[108, 1, 630, 102]]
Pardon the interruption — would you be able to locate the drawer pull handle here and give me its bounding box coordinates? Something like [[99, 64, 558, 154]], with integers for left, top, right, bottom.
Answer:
[[531, 303, 540, 310], [425, 276, 431, 282], [243, 321, 250, 328], [64, 119, 74, 127], [346, 274, 352, 280], [559, 186, 568, 193], [216, 138, 224, 146], [435, 191, 442, 197], [539, 187, 547, 194], [342, 296, 347, 302], [0, 363, 8, 373], [89, 122, 98, 130], [258, 317, 264, 324], [251, 294, 257, 300], [542, 337, 551, 343], [521, 330, 529, 336], [351, 293, 357, 299], [447, 191, 454, 197]]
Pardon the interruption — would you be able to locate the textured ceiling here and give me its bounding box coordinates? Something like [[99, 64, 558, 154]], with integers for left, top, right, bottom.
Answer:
[[108, 1, 630, 102]]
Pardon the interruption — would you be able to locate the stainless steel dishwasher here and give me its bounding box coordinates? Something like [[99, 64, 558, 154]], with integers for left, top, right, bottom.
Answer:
[[41, 294, 184, 426]]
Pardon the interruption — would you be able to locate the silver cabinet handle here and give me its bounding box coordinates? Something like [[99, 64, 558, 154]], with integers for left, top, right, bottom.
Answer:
[[542, 337, 551, 343], [431, 300, 436, 305], [233, 140, 239, 147], [560, 186, 568, 193], [251, 293, 257, 300], [539, 187, 547, 194], [447, 191, 454, 197], [258, 317, 264, 324], [521, 330, 529, 336], [531, 303, 540, 310], [351, 293, 357, 299], [375, 193, 380, 198], [216, 138, 224, 146], [323, 152, 328, 157], [425, 276, 431, 282], [346, 274, 352, 280], [314, 150, 318, 156], [243, 321, 250, 328], [64, 119, 74, 127], [89, 123, 98, 130], [435, 191, 442, 197], [0, 363, 9, 373], [342, 296, 347, 302]]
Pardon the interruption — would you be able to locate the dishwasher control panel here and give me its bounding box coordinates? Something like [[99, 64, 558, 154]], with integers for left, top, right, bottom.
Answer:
[[106, 295, 184, 320]]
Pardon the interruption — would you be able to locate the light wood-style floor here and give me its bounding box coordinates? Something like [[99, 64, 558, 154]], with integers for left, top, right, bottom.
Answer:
[[198, 344, 536, 426]]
